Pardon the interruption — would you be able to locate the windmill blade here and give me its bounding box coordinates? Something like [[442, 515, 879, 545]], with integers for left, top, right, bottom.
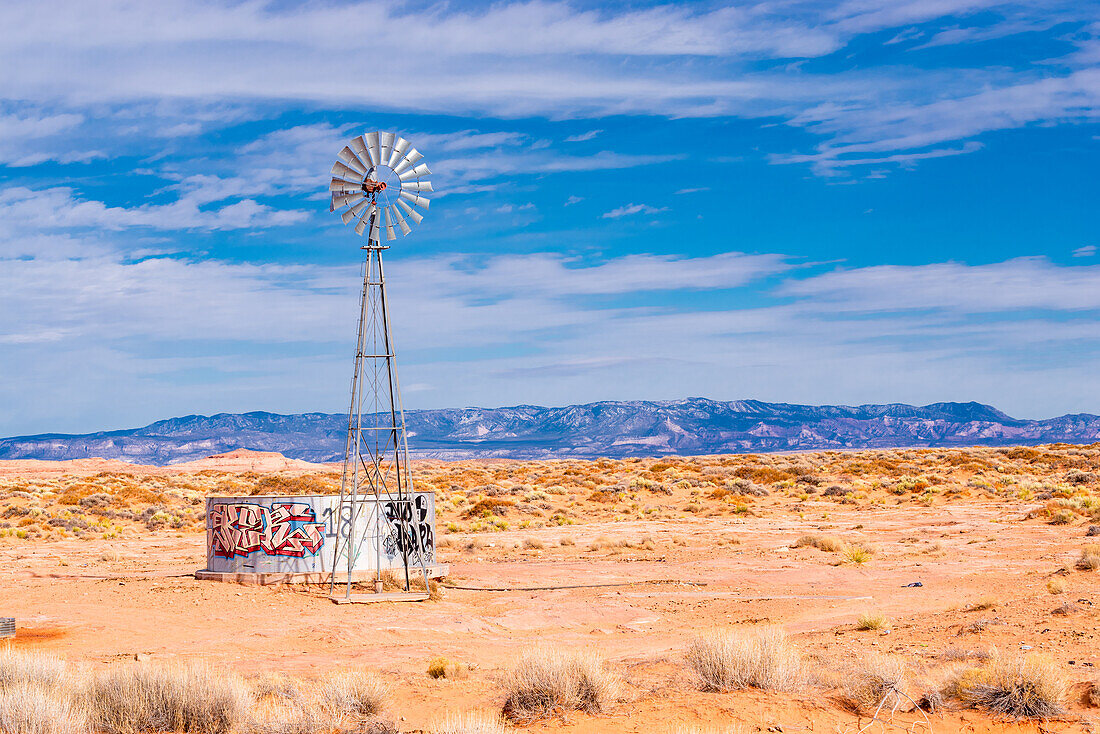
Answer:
[[350, 135, 372, 166], [330, 192, 364, 212], [389, 137, 410, 168], [396, 199, 423, 224], [330, 177, 363, 192], [379, 132, 395, 166], [354, 203, 376, 235], [341, 197, 371, 225], [331, 161, 363, 180], [391, 205, 412, 236], [392, 149, 424, 175], [365, 132, 381, 167], [399, 190, 430, 210], [398, 162, 431, 180], [383, 206, 398, 241], [369, 217, 381, 244], [337, 146, 368, 175], [401, 180, 433, 193]]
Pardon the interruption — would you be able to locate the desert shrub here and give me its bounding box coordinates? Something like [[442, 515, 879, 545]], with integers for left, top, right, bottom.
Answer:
[[462, 498, 515, 519], [314, 670, 387, 723], [430, 711, 508, 734], [733, 466, 792, 484], [522, 538, 544, 550], [793, 534, 845, 552], [0, 685, 86, 734], [1049, 508, 1076, 525], [685, 627, 802, 692], [844, 545, 873, 564], [426, 657, 467, 680], [856, 612, 890, 631], [1047, 577, 1066, 594], [1077, 544, 1100, 571], [84, 662, 248, 734], [587, 488, 624, 503], [1086, 681, 1100, 708], [969, 597, 1000, 611], [501, 649, 615, 722], [0, 650, 67, 691], [843, 655, 908, 715], [939, 655, 1067, 719]]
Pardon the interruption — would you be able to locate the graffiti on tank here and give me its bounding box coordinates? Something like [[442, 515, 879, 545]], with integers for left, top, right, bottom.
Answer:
[[209, 502, 326, 558], [381, 495, 435, 563]]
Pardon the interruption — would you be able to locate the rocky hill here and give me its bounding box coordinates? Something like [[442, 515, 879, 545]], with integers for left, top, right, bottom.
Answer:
[[2, 398, 1098, 465]]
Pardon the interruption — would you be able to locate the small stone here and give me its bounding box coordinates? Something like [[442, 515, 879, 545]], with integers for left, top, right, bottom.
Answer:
[[134, 653, 150, 662], [1087, 525, 1100, 537]]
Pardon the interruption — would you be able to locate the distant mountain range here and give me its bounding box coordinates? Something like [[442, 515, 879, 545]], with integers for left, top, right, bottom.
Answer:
[[3, 398, 1100, 465]]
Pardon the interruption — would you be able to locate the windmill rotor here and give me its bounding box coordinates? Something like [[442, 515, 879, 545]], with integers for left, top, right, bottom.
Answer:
[[330, 131, 431, 245]]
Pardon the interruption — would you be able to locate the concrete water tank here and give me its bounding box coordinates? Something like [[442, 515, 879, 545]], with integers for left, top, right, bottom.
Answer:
[[195, 492, 444, 584]]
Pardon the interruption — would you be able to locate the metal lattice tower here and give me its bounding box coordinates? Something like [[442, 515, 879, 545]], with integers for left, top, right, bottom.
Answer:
[[326, 132, 433, 602]]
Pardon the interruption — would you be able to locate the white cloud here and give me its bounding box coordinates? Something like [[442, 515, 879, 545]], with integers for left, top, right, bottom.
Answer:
[[0, 186, 309, 233], [6, 245, 1100, 433], [0, 0, 1094, 176], [564, 195, 583, 206], [602, 203, 669, 219], [779, 257, 1100, 313], [1073, 245, 1096, 257], [565, 129, 603, 142], [0, 110, 103, 166]]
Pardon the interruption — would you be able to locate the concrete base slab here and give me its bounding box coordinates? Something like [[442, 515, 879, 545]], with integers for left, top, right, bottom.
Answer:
[[329, 592, 430, 604], [194, 565, 448, 586]]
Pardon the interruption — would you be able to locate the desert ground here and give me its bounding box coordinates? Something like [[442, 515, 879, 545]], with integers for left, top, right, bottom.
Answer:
[[2, 445, 1099, 733]]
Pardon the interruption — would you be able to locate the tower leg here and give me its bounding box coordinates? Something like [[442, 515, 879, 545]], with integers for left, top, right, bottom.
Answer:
[[329, 243, 432, 602]]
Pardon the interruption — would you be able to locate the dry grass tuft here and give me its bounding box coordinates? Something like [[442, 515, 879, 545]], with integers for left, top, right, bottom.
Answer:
[[1047, 577, 1066, 594], [314, 669, 387, 724], [521, 538, 544, 550], [844, 545, 873, 565], [969, 597, 1000, 611], [0, 650, 67, 692], [427, 657, 468, 680], [84, 662, 248, 734], [1077, 544, 1100, 571], [0, 685, 87, 734], [856, 611, 890, 631], [794, 534, 845, 552], [685, 627, 802, 692], [939, 655, 1067, 719], [1086, 681, 1100, 708], [843, 654, 909, 715], [430, 710, 508, 734], [501, 649, 615, 722]]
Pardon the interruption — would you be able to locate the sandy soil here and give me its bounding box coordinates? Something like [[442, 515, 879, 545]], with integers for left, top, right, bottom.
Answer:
[[2, 447, 1099, 732]]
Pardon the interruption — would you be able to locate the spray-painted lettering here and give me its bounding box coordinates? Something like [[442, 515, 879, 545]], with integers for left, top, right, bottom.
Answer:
[[381, 495, 435, 562], [209, 502, 326, 558]]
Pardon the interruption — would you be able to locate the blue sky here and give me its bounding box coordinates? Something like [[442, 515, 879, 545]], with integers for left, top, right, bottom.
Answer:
[[1, 0, 1099, 436]]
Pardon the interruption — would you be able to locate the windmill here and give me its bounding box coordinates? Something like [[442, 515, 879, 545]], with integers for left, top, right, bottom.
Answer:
[[327, 131, 433, 602]]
